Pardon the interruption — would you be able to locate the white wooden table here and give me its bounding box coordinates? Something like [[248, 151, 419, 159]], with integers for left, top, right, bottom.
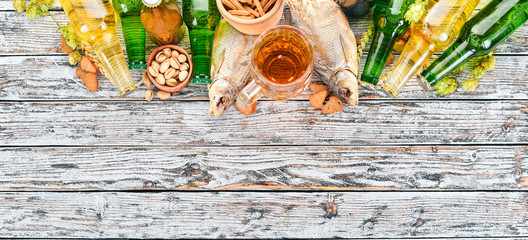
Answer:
[[1, 0, 528, 238]]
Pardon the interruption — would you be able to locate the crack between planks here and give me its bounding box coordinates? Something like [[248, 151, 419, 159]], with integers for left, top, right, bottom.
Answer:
[[0, 143, 528, 148]]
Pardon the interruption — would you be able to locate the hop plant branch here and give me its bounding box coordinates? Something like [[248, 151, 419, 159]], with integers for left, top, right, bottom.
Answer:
[[435, 50, 497, 95]]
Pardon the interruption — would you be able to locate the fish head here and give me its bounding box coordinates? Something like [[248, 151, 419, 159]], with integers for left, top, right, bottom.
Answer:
[[333, 69, 359, 107], [208, 77, 237, 117]]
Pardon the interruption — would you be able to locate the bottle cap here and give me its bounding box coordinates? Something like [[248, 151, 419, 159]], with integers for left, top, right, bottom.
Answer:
[[142, 0, 161, 8]]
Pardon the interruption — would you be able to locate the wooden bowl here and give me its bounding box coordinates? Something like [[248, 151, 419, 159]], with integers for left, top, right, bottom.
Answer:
[[147, 45, 192, 92], [216, 0, 284, 35]]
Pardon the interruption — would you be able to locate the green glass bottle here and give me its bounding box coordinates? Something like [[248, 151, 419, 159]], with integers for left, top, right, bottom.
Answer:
[[183, 0, 221, 85], [113, 0, 147, 69], [420, 0, 528, 90], [360, 0, 414, 90]]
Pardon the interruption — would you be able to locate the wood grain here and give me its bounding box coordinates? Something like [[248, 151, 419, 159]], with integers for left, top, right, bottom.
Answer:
[[1, 9, 528, 55], [0, 146, 527, 191], [0, 100, 527, 146], [1, 191, 528, 238], [1, 55, 528, 100]]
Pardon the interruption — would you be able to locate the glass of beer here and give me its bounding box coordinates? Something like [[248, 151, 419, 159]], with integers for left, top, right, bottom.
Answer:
[[236, 25, 315, 109]]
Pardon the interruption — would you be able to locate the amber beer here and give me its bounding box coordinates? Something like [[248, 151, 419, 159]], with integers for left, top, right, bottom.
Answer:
[[236, 25, 314, 109], [255, 30, 312, 85]]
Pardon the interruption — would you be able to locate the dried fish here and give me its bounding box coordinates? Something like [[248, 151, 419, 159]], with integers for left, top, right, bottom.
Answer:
[[209, 20, 258, 117], [286, 0, 359, 107]]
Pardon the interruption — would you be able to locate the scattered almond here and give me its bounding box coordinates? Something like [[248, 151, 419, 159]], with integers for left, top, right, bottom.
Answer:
[[142, 71, 151, 86], [309, 83, 329, 93], [157, 90, 171, 100], [61, 36, 74, 54], [81, 72, 98, 92], [145, 89, 154, 102], [80, 57, 97, 73], [75, 65, 86, 78], [322, 95, 343, 114], [309, 89, 328, 109]]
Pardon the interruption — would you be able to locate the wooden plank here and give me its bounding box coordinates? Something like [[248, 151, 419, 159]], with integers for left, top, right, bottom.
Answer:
[[0, 12, 188, 55], [1, 191, 528, 238], [0, 146, 527, 191], [0, 100, 527, 146], [1, 55, 528, 100], [1, 9, 528, 55]]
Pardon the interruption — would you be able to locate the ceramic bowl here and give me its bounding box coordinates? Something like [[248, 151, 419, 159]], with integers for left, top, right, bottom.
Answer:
[[147, 45, 192, 92], [216, 0, 284, 35]]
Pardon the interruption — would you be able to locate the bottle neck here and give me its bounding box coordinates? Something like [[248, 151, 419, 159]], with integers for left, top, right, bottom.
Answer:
[[361, 20, 408, 88], [380, 35, 434, 98], [420, 40, 475, 89]]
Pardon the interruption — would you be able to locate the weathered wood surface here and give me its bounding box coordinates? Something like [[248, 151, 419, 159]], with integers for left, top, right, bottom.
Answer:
[[1, 191, 528, 238], [1, 55, 528, 100], [0, 100, 527, 146], [0, 146, 526, 191], [2, 0, 528, 239], [2, 1, 528, 55]]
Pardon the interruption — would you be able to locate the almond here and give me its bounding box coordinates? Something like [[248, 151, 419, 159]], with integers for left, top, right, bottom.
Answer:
[[159, 60, 170, 74], [157, 91, 171, 100], [170, 57, 181, 69], [145, 89, 154, 102], [171, 50, 179, 58], [309, 83, 329, 93], [148, 66, 159, 77], [81, 72, 98, 92], [156, 74, 166, 85], [61, 36, 74, 54], [177, 54, 187, 63], [309, 89, 328, 109], [80, 57, 97, 73], [179, 70, 189, 81], [142, 71, 151, 86], [75, 65, 86, 78], [322, 95, 343, 114]]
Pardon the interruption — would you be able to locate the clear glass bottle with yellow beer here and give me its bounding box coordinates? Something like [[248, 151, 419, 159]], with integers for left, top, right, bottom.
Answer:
[[60, 0, 137, 95]]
